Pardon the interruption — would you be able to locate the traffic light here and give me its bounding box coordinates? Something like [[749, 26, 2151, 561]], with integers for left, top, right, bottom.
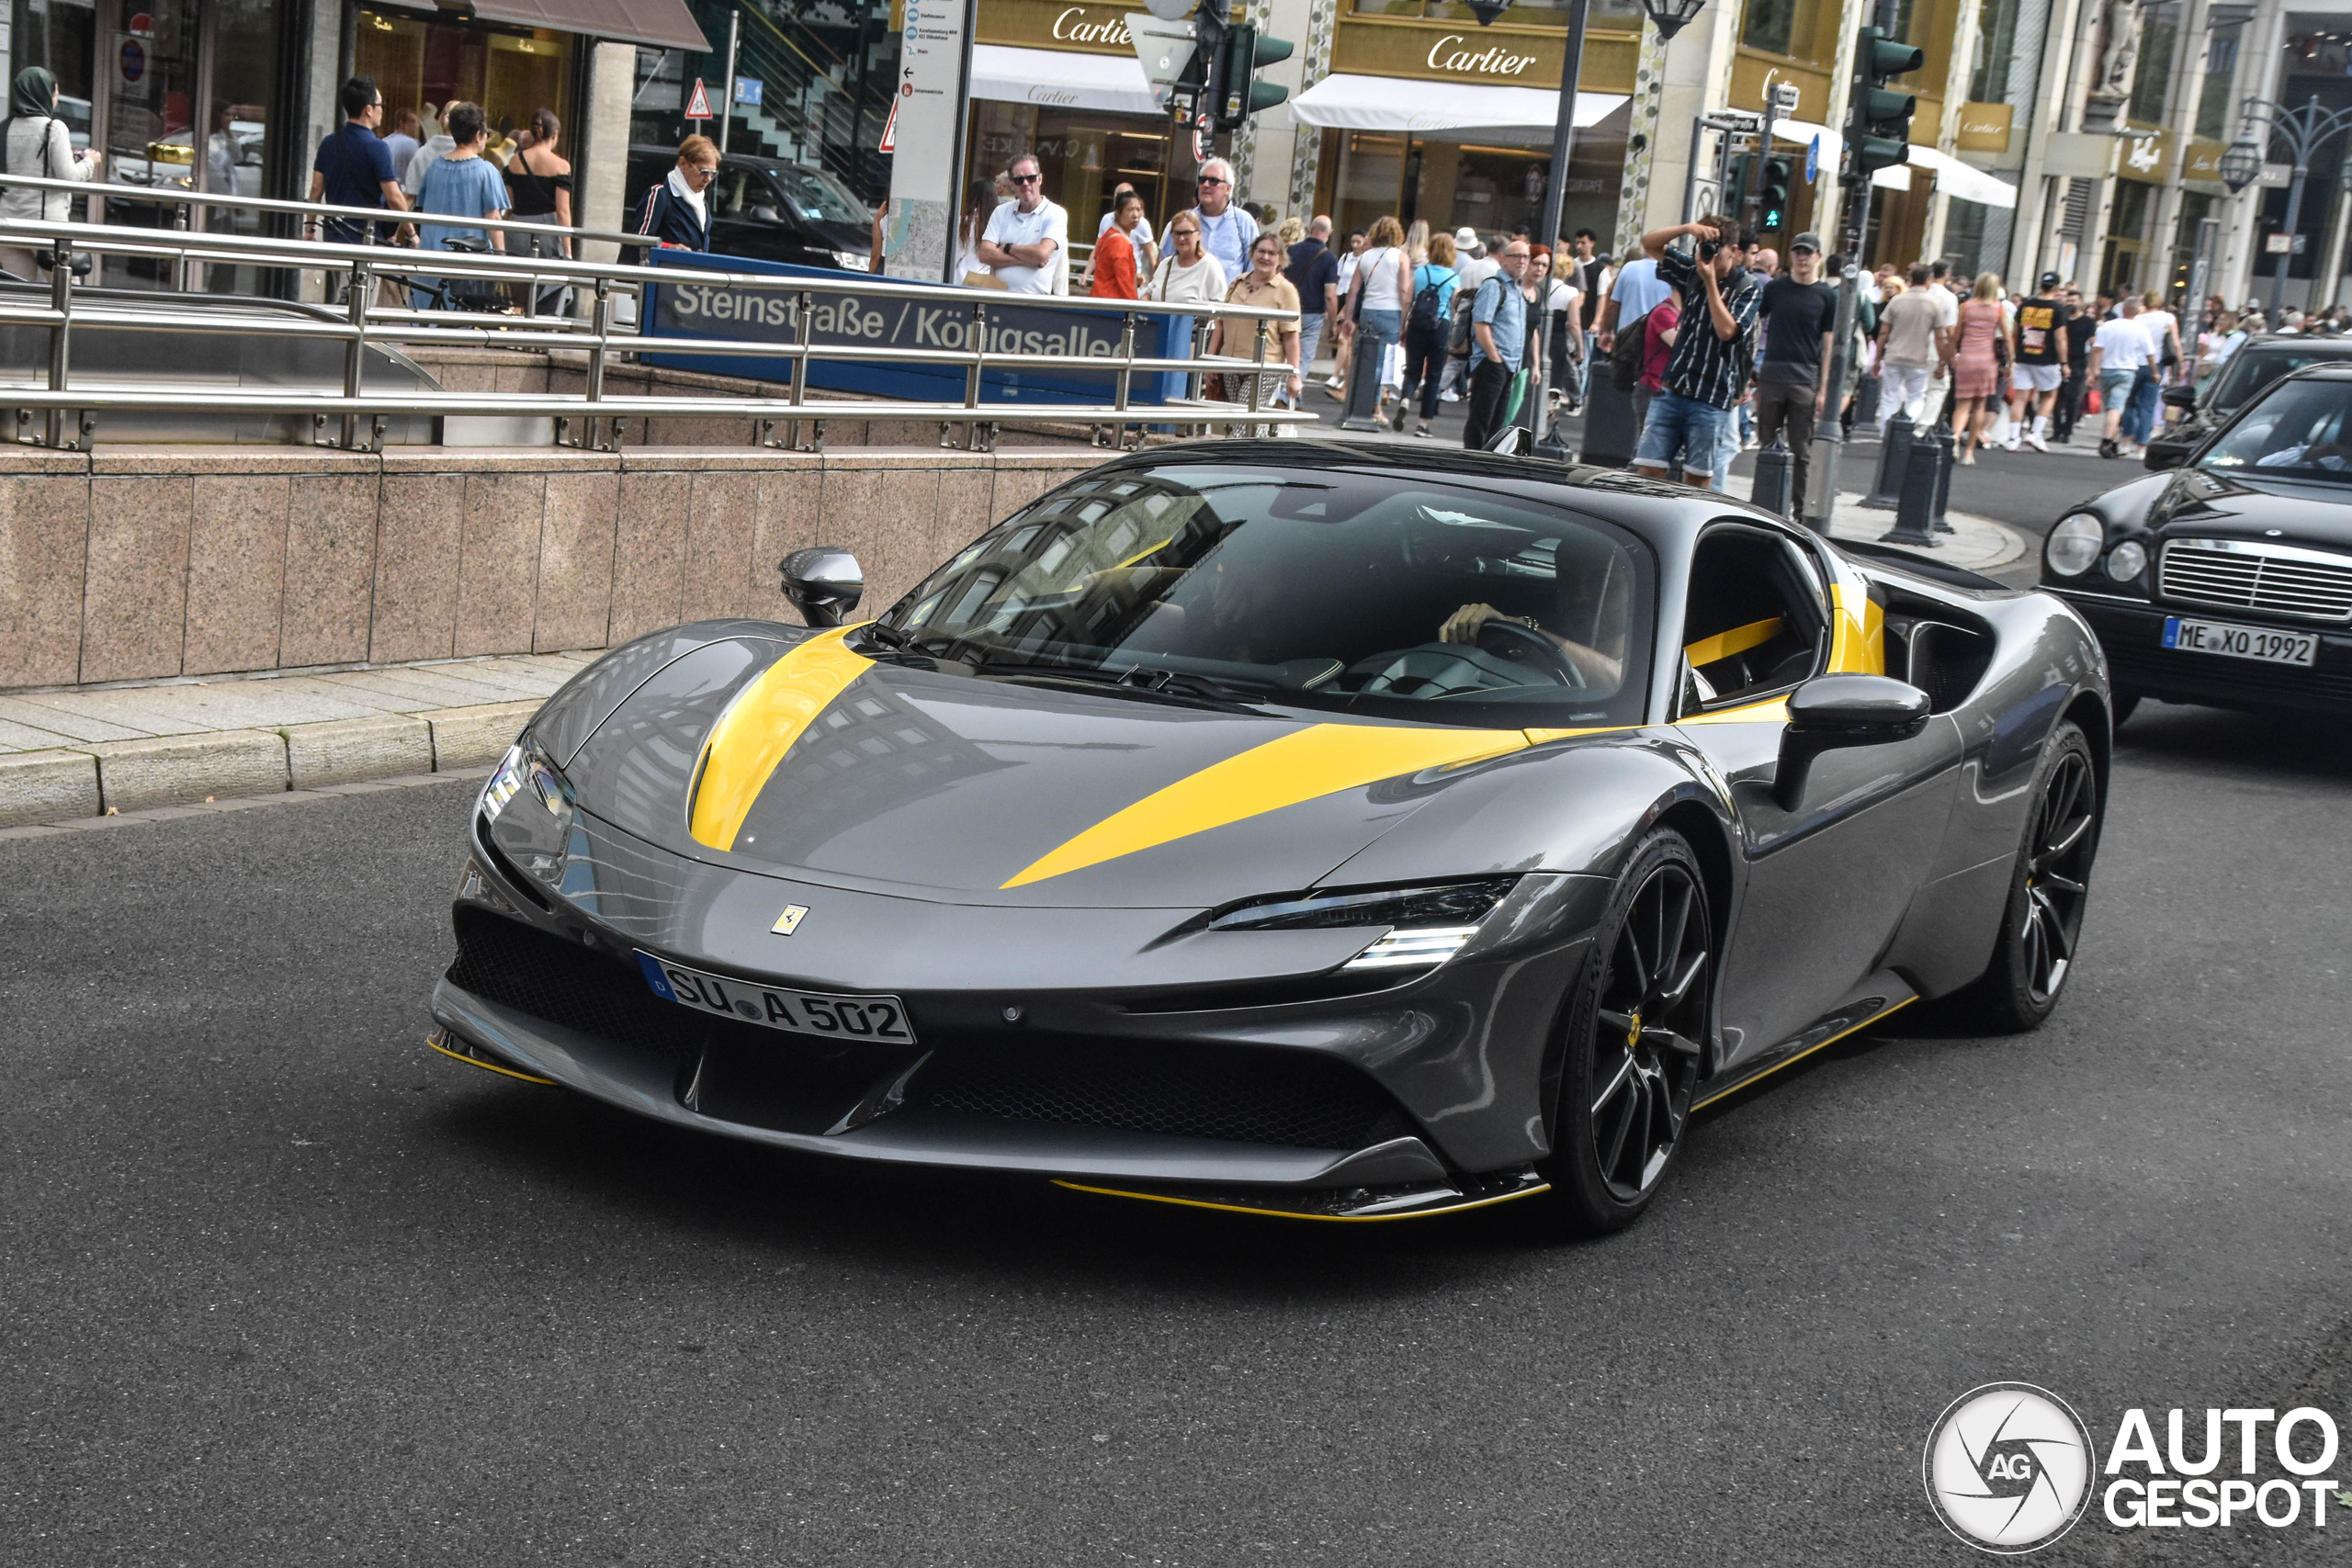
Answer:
[[1214, 20, 1295, 130], [1758, 156, 1792, 231], [1845, 25, 1924, 182]]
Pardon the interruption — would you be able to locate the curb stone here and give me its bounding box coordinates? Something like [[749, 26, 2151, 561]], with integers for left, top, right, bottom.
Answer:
[[282, 715, 435, 789], [87, 729, 288, 814], [428, 702, 541, 771], [0, 749, 102, 828]]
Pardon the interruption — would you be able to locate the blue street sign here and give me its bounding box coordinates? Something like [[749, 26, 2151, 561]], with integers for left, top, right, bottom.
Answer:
[[734, 77, 763, 107], [1806, 135, 1820, 184]]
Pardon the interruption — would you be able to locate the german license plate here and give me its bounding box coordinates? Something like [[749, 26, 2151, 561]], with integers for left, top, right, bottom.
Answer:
[[2162, 615, 2317, 668], [635, 952, 917, 1043]]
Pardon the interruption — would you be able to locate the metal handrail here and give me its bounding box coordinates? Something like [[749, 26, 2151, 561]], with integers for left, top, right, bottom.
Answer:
[[0, 199, 1306, 451]]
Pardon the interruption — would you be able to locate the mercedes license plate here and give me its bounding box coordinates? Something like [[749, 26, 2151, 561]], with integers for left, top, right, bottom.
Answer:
[[636, 952, 916, 1043], [2162, 615, 2318, 668]]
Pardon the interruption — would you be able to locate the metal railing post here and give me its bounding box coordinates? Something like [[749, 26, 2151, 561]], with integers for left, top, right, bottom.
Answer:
[[964, 300, 988, 451], [585, 276, 612, 448], [342, 260, 368, 449], [45, 247, 71, 447], [1248, 319, 1268, 426], [789, 288, 812, 450]]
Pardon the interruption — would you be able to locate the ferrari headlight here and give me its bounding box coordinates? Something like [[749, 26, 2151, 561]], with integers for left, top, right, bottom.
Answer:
[[2046, 513, 2105, 577], [481, 739, 577, 890], [1210, 878, 1520, 972], [2106, 539, 2148, 583]]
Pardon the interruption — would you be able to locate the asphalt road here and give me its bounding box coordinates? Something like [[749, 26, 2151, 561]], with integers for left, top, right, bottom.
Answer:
[[7, 701, 2351, 1565]]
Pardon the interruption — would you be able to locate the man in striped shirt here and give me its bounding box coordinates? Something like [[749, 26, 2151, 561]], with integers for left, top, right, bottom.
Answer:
[[1633, 216, 1760, 489]]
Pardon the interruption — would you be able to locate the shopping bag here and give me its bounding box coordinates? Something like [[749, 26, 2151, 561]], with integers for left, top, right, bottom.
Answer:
[[2085, 388, 2101, 414]]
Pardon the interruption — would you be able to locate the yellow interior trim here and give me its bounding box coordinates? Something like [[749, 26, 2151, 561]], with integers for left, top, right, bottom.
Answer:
[[1683, 615, 1784, 669], [1001, 722, 1529, 888], [427, 1032, 556, 1086], [1052, 1179, 1552, 1223], [688, 626, 873, 851], [1828, 582, 1886, 675], [1690, 995, 1915, 1111], [1677, 696, 1791, 727]]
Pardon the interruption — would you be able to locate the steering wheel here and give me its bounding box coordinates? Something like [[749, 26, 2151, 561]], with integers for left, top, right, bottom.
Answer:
[[1476, 617, 1585, 688]]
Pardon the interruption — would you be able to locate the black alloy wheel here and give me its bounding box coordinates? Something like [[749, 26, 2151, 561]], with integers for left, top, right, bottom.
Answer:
[[1538, 828, 1713, 1235], [1962, 720, 2100, 1032]]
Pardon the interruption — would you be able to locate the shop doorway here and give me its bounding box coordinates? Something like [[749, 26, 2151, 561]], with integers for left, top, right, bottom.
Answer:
[[28, 0, 287, 292]]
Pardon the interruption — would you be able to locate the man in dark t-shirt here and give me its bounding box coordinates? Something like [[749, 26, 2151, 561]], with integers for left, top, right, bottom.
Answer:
[[2055, 286, 2098, 445], [307, 73, 408, 248], [1751, 231, 1839, 513], [1284, 215, 1341, 379], [2004, 271, 2073, 452]]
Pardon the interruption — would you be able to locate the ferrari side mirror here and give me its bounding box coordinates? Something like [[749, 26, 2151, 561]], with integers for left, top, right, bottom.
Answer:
[[2143, 445, 2187, 471], [1774, 674, 1931, 809], [780, 546, 864, 626], [2160, 383, 2198, 411]]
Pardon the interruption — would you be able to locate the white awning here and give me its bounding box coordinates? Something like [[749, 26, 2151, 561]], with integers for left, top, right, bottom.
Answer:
[[1912, 145, 2018, 209], [1770, 119, 2015, 206], [970, 45, 1160, 118], [1292, 73, 1629, 142]]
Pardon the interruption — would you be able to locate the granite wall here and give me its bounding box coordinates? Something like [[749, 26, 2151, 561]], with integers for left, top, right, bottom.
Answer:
[[0, 445, 1105, 690]]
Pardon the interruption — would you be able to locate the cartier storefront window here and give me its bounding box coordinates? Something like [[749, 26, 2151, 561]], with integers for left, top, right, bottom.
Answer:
[[968, 100, 1172, 252]]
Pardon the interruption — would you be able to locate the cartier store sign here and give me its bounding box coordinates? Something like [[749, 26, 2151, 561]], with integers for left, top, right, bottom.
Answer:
[[978, 0, 1136, 55]]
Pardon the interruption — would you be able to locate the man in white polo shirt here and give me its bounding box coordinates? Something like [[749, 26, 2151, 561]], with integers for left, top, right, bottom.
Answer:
[[977, 152, 1069, 294]]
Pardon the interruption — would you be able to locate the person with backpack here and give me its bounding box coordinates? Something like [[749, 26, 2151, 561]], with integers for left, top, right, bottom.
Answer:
[[1394, 231, 1459, 436], [1600, 248, 1670, 401], [0, 66, 101, 284]]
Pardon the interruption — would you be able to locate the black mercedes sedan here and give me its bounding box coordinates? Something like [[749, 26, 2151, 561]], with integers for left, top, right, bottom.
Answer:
[[2045, 363, 2352, 721], [2147, 334, 2352, 470]]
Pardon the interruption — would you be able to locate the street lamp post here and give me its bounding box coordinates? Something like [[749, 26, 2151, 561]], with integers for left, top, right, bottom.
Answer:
[[1510, 0, 1706, 458], [2231, 97, 2352, 317]]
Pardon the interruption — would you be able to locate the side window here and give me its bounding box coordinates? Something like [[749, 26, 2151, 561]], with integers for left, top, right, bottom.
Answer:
[[712, 169, 753, 219], [1679, 526, 1827, 712]]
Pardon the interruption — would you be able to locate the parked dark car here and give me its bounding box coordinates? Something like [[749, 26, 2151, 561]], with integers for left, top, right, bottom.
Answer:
[[2145, 333, 2352, 469], [625, 145, 871, 270], [2046, 363, 2352, 722]]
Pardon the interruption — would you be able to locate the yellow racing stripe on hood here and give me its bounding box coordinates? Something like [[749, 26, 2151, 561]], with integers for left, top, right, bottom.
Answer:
[[1001, 722, 1528, 889], [689, 626, 872, 851]]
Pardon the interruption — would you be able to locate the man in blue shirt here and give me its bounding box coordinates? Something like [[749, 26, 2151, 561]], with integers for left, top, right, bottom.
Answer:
[[306, 75, 408, 248], [1461, 239, 1529, 450], [1284, 215, 1340, 382], [1185, 157, 1259, 281]]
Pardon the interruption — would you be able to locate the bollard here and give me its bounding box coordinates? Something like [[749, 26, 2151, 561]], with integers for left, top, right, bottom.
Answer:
[[1750, 434, 1794, 516], [1883, 417, 1944, 547], [1860, 413, 1912, 511], [1929, 418, 1958, 534], [1339, 330, 1388, 432]]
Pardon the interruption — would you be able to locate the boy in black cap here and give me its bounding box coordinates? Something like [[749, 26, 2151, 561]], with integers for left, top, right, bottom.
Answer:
[[1752, 230, 1838, 513], [2006, 271, 2073, 453]]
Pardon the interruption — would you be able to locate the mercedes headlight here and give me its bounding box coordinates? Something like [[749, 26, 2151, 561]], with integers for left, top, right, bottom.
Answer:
[[2106, 539, 2148, 583], [2045, 513, 2105, 578], [1210, 878, 1520, 972], [481, 740, 578, 891]]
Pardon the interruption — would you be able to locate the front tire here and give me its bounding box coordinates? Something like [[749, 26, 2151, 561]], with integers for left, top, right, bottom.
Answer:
[[1537, 829, 1713, 1235], [1960, 720, 2101, 1032]]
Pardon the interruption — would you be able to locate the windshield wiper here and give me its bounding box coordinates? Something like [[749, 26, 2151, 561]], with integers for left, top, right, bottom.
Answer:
[[979, 660, 1275, 710]]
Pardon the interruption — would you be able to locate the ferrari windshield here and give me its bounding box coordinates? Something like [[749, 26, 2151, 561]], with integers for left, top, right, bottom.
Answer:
[[883, 464, 1657, 728], [2200, 378, 2352, 482]]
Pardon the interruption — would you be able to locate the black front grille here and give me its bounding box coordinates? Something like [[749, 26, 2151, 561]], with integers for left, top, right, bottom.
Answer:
[[916, 1039, 1410, 1150], [447, 907, 708, 1062], [447, 909, 1417, 1154]]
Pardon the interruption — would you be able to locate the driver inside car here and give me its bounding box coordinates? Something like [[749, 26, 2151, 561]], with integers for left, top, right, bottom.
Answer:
[[1436, 602, 1624, 691]]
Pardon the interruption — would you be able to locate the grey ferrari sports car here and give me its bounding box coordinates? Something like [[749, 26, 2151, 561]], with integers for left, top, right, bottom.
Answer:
[[430, 442, 2112, 1231]]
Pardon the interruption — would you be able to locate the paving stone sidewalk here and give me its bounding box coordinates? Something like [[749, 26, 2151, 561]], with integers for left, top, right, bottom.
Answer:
[[0, 651, 594, 828]]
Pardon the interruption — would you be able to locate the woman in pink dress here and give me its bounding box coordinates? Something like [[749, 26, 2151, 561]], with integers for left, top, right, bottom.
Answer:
[[1949, 273, 2013, 464]]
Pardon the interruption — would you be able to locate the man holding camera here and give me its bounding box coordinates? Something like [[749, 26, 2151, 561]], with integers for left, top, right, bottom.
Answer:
[[1632, 216, 1759, 489]]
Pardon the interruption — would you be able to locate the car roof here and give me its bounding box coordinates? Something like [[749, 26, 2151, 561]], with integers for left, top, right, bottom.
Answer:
[[2245, 335, 2352, 355], [1084, 437, 1785, 552]]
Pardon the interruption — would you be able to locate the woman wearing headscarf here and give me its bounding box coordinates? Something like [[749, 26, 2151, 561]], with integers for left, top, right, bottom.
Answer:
[[0, 67, 100, 282]]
